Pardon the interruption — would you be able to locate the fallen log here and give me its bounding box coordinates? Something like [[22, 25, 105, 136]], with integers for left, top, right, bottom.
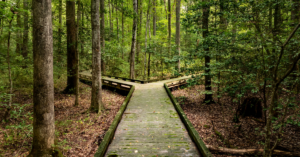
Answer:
[[206, 145, 300, 156]]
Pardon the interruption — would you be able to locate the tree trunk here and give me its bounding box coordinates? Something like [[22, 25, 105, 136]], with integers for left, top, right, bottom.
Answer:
[[22, 0, 29, 59], [65, 0, 77, 94], [15, 2, 22, 55], [4, 18, 13, 121], [148, 13, 151, 79], [109, 0, 112, 41], [130, 0, 137, 79], [153, 0, 156, 36], [144, 2, 150, 79], [100, 0, 106, 74], [122, 1, 124, 59], [168, 0, 171, 54], [58, 0, 63, 61], [81, 4, 84, 56], [91, 0, 103, 113], [75, 0, 81, 106], [136, 0, 142, 65], [202, 0, 213, 104], [29, 0, 55, 155], [175, 0, 180, 72]]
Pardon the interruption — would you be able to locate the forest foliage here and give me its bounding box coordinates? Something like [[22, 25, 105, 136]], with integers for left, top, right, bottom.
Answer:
[[0, 0, 300, 156]]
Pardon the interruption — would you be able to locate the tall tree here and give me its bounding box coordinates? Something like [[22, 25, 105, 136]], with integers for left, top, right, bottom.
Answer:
[[202, 0, 213, 104], [75, 0, 81, 106], [91, 0, 104, 113], [168, 0, 171, 54], [153, 0, 156, 36], [109, 0, 112, 40], [3, 13, 14, 121], [100, 0, 106, 74], [81, 4, 84, 55], [22, 0, 29, 58], [144, 1, 150, 79], [58, 0, 63, 61], [121, 1, 124, 59], [29, 0, 54, 155], [175, 0, 180, 72], [15, 1, 22, 55], [65, 0, 77, 94], [136, 0, 142, 65], [130, 0, 138, 79]]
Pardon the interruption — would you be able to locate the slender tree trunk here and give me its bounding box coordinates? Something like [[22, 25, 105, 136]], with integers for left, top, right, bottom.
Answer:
[[202, 0, 213, 104], [29, 0, 55, 155], [130, 0, 138, 79], [148, 8, 151, 79], [58, 0, 63, 61], [109, 0, 112, 41], [136, 0, 141, 65], [175, 0, 180, 72], [75, 0, 81, 106], [153, 0, 156, 36], [100, 0, 106, 74], [91, 0, 103, 113], [16, 2, 22, 55], [168, 0, 171, 54], [163, 0, 167, 19], [22, 0, 29, 59], [116, 0, 119, 41], [122, 1, 124, 59], [4, 18, 13, 121], [81, 4, 84, 55], [144, 3, 150, 79], [65, 0, 77, 94]]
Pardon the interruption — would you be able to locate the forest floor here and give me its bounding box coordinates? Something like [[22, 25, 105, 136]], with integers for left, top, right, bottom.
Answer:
[[0, 81, 125, 157], [172, 85, 300, 157]]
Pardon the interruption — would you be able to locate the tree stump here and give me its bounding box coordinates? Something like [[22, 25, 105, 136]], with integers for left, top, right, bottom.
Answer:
[[240, 97, 263, 118]]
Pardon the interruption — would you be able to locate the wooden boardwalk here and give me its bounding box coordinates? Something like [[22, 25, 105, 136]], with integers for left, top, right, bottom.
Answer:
[[79, 71, 201, 157]]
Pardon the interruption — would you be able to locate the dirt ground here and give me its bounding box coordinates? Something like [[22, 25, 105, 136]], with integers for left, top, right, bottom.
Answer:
[[0, 82, 125, 157], [172, 85, 300, 157]]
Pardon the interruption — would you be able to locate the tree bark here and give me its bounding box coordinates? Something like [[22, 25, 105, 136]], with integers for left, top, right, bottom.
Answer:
[[22, 0, 29, 58], [136, 0, 142, 64], [91, 0, 103, 113], [81, 4, 84, 56], [15, 1, 22, 55], [109, 0, 112, 41], [153, 0, 156, 36], [100, 0, 106, 74], [75, 0, 81, 106], [121, 1, 124, 59], [144, 2, 150, 79], [65, 0, 77, 94], [168, 0, 171, 54], [202, 0, 213, 104], [58, 0, 63, 61], [175, 0, 180, 72], [130, 0, 137, 79], [29, 0, 55, 155], [4, 18, 13, 121]]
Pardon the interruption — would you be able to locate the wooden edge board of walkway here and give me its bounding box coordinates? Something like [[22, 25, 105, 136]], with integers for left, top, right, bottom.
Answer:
[[79, 70, 186, 84], [94, 85, 135, 157], [164, 82, 213, 157]]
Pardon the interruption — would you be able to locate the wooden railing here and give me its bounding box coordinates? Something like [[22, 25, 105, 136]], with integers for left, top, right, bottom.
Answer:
[[166, 79, 188, 90], [79, 74, 132, 91]]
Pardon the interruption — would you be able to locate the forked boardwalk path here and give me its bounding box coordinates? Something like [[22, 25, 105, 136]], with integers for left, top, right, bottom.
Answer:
[[80, 71, 201, 156]]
